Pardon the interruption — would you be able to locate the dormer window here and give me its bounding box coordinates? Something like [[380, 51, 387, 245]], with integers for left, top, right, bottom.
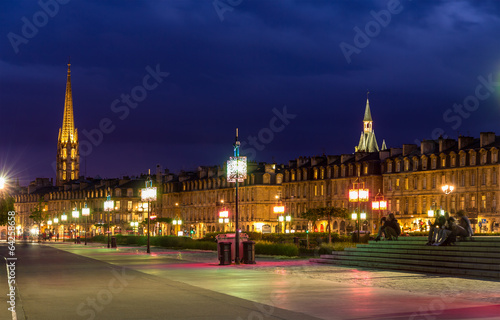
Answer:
[[431, 157, 437, 169], [396, 161, 401, 172], [387, 162, 392, 173], [451, 156, 456, 167]]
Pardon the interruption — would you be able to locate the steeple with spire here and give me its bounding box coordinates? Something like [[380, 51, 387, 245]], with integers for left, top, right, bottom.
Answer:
[[355, 94, 381, 153], [56, 60, 79, 186]]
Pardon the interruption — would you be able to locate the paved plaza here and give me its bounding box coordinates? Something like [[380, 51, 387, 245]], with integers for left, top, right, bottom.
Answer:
[[1, 242, 499, 320]]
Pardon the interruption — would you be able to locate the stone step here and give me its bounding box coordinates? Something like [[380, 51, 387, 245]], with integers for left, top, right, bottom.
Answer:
[[310, 258, 500, 279], [343, 247, 500, 259], [327, 254, 500, 271], [331, 250, 500, 265], [351, 244, 500, 253]]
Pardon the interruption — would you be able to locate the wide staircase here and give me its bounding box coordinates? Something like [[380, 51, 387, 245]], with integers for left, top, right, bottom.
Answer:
[[310, 236, 500, 279]]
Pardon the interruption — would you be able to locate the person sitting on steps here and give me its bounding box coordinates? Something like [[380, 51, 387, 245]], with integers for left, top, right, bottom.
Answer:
[[374, 217, 387, 241], [374, 214, 401, 241], [457, 210, 474, 241]]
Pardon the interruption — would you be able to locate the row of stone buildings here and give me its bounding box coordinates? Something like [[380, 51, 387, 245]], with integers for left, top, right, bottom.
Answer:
[[6, 66, 499, 238], [10, 101, 500, 238]]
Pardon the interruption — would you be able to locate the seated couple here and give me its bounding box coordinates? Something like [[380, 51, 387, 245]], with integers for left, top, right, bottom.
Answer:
[[375, 213, 401, 241], [426, 211, 473, 246]]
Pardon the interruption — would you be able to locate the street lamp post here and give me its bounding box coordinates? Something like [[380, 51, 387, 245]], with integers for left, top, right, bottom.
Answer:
[[104, 193, 114, 248], [82, 202, 90, 245], [371, 191, 387, 230], [61, 213, 67, 241], [227, 128, 247, 264], [219, 210, 229, 232], [141, 174, 157, 254], [273, 205, 285, 233], [349, 180, 369, 242], [53, 217, 59, 242], [72, 207, 79, 244], [441, 184, 454, 214]]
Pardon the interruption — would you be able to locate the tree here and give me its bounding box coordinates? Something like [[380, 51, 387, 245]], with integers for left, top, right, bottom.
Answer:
[[0, 195, 14, 226], [29, 197, 47, 241], [301, 206, 349, 243]]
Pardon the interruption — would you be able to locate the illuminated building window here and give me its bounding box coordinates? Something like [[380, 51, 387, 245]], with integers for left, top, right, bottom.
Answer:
[[481, 195, 486, 209], [71, 162, 75, 170], [71, 148, 75, 159], [404, 160, 409, 171], [441, 158, 446, 167], [63, 172, 66, 180], [71, 172, 74, 180], [364, 165, 368, 174], [115, 201, 120, 210], [314, 170, 318, 179], [405, 178, 409, 190], [321, 169, 325, 179], [471, 195, 476, 209], [63, 162, 66, 170], [321, 184, 324, 196], [314, 185, 318, 196], [128, 201, 132, 210]]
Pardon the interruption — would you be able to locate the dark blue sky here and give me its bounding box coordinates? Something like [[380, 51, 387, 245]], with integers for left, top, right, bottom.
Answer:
[[1, 0, 500, 185]]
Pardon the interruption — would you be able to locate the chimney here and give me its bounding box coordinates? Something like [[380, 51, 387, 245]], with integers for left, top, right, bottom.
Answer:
[[438, 138, 456, 152], [420, 140, 436, 154], [379, 149, 390, 161], [390, 148, 402, 157], [402, 144, 418, 156], [340, 154, 353, 164], [480, 132, 495, 147], [458, 136, 475, 150]]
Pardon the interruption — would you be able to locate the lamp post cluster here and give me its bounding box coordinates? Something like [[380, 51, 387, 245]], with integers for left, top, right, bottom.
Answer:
[[141, 174, 157, 254], [104, 193, 114, 248], [226, 128, 247, 264], [349, 179, 369, 242], [371, 191, 387, 231]]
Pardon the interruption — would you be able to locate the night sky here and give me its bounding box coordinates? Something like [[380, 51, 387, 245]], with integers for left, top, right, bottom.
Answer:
[[1, 0, 500, 186]]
